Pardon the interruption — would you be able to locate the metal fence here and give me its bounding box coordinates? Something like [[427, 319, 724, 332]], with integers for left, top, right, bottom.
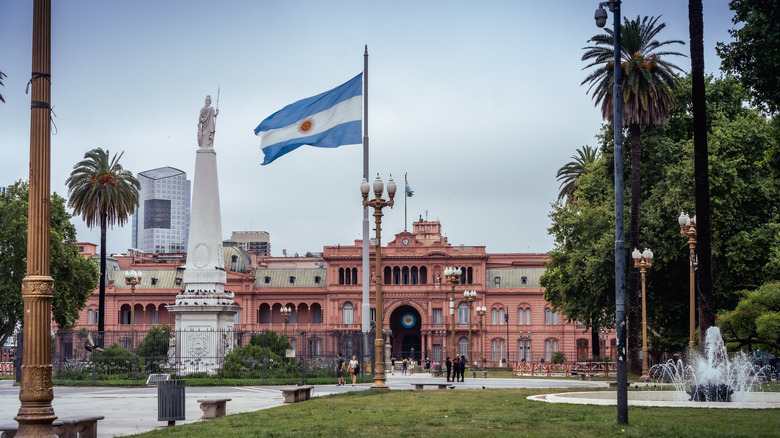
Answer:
[[50, 328, 372, 386]]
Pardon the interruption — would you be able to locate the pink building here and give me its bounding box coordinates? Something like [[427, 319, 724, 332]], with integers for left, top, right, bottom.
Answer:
[[74, 219, 615, 365]]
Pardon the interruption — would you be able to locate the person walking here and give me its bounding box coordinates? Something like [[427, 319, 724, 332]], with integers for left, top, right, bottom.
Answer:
[[452, 356, 460, 382], [335, 352, 345, 386], [425, 357, 431, 374], [402, 357, 408, 376], [459, 355, 467, 382], [391, 356, 396, 375], [445, 357, 452, 382], [349, 355, 359, 387]]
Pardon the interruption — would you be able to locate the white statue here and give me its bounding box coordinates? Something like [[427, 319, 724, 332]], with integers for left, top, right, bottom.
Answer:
[[198, 94, 219, 148]]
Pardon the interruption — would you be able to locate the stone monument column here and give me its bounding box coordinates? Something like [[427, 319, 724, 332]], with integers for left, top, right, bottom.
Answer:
[[168, 96, 239, 374]]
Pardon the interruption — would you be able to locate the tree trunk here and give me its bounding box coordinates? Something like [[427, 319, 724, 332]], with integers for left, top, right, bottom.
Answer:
[[689, 0, 715, 349], [591, 317, 601, 358], [98, 212, 107, 345], [627, 123, 641, 374]]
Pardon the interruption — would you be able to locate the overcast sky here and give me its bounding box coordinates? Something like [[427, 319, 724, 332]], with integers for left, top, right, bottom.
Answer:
[[0, 1, 735, 257]]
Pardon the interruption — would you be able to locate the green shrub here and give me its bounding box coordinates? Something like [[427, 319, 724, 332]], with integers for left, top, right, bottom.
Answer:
[[551, 352, 567, 364]]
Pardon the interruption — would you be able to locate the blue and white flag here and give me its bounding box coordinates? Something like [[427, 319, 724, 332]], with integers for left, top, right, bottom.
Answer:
[[254, 73, 362, 165], [405, 180, 414, 197]]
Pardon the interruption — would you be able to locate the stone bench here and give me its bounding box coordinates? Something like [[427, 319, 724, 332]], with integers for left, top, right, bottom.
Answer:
[[146, 373, 170, 385], [197, 398, 232, 419], [1, 415, 104, 438], [410, 383, 455, 390], [281, 385, 314, 403], [607, 381, 632, 388]]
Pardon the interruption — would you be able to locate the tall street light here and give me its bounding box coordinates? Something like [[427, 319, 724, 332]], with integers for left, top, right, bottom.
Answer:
[[463, 290, 476, 363], [443, 267, 462, 357], [476, 306, 486, 370], [631, 248, 653, 382], [678, 212, 697, 352], [280, 306, 292, 334], [16, 0, 56, 436], [361, 173, 396, 390], [594, 0, 628, 424], [124, 270, 143, 348]]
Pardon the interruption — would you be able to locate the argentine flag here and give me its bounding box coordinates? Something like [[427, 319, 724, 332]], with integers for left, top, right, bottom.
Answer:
[[254, 73, 362, 165]]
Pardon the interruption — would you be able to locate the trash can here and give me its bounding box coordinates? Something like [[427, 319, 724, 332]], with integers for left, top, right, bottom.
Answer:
[[158, 379, 186, 425]]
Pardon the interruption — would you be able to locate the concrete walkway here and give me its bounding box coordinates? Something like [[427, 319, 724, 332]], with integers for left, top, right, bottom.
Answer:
[[0, 373, 608, 437]]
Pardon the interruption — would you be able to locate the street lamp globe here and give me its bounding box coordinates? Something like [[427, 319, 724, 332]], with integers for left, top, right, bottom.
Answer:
[[360, 178, 370, 196], [643, 248, 654, 260], [632, 248, 641, 260], [386, 176, 397, 197], [372, 174, 383, 196], [678, 211, 689, 226]]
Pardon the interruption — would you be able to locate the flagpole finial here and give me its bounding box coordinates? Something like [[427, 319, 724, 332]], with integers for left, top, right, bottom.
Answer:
[[364, 44, 368, 53]]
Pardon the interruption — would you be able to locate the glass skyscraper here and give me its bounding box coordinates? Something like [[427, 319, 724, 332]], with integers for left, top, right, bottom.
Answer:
[[132, 167, 191, 254]]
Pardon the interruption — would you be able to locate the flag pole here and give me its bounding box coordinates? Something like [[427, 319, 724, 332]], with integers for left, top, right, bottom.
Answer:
[[404, 173, 408, 231], [361, 45, 370, 334]]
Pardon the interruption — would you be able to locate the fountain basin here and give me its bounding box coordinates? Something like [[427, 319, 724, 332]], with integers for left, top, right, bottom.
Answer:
[[529, 390, 780, 409]]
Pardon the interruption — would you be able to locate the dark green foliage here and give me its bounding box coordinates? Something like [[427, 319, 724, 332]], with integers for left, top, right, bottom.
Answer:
[[136, 325, 172, 373], [0, 181, 99, 346], [718, 282, 780, 350], [248, 331, 292, 356], [550, 352, 567, 364], [716, 0, 780, 114]]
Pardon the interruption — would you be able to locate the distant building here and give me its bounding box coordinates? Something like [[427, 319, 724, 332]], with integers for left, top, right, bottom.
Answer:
[[132, 167, 191, 254], [230, 231, 271, 256], [73, 219, 617, 365]]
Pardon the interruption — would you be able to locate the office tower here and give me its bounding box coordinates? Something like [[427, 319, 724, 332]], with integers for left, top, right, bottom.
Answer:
[[132, 167, 191, 253]]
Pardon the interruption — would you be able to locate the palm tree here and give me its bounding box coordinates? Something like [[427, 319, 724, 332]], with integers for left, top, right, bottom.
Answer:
[[556, 145, 600, 204], [0, 71, 6, 103], [582, 15, 685, 374], [66, 148, 139, 337], [689, 0, 715, 349]]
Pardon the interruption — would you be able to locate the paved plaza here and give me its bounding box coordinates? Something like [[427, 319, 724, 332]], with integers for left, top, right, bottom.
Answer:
[[0, 373, 608, 437]]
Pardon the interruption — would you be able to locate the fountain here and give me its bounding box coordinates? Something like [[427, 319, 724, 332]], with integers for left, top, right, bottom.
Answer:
[[529, 326, 779, 409]]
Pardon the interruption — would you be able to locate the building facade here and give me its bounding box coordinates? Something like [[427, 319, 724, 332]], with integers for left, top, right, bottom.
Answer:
[[230, 231, 271, 256], [131, 167, 191, 254], [75, 219, 615, 365]]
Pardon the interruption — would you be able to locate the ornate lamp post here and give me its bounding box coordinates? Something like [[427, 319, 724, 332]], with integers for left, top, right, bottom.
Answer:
[[435, 330, 447, 363], [443, 267, 462, 356], [16, 1, 56, 435], [124, 270, 143, 348], [280, 306, 292, 334], [678, 212, 697, 352], [631, 247, 653, 382], [594, 0, 627, 425], [361, 173, 396, 389], [463, 290, 476, 362], [476, 306, 486, 370]]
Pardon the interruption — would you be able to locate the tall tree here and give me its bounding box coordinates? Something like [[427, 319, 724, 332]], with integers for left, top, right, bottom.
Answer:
[[688, 0, 715, 350], [66, 148, 139, 336], [716, 0, 780, 114], [0, 182, 99, 346], [582, 15, 686, 373], [555, 145, 600, 204]]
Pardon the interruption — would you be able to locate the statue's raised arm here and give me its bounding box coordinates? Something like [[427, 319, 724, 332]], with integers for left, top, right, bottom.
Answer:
[[198, 95, 219, 148]]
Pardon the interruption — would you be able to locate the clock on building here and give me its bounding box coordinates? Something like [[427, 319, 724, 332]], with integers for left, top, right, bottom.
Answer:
[[402, 238, 409, 246]]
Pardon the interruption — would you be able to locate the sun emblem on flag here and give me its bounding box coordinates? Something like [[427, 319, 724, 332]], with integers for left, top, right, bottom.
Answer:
[[298, 118, 314, 134]]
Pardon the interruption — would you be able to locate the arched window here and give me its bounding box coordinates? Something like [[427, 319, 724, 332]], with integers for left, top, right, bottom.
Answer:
[[402, 266, 410, 285], [525, 308, 532, 325], [545, 308, 551, 324], [517, 307, 524, 325], [87, 309, 94, 325], [420, 266, 428, 284], [338, 268, 345, 285], [491, 308, 497, 325], [552, 310, 559, 324], [392, 266, 401, 285], [458, 336, 469, 358], [411, 266, 419, 285], [498, 308, 505, 325], [457, 302, 469, 324], [384, 266, 392, 285], [518, 339, 531, 362], [312, 303, 322, 324], [352, 268, 358, 285], [342, 302, 354, 325], [287, 305, 297, 324], [258, 303, 271, 324], [459, 267, 467, 284], [467, 267, 473, 284], [491, 339, 505, 362], [545, 339, 559, 361]]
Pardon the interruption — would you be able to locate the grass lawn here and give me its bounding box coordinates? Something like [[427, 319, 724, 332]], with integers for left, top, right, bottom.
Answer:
[[127, 388, 780, 438]]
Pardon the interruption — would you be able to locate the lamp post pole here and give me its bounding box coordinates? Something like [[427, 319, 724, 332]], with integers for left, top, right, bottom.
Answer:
[[476, 306, 486, 370], [124, 271, 143, 349], [632, 248, 653, 382], [281, 306, 291, 335], [361, 174, 396, 390], [435, 330, 446, 363], [444, 267, 462, 357], [678, 212, 697, 352], [463, 291, 476, 363], [594, 0, 627, 424]]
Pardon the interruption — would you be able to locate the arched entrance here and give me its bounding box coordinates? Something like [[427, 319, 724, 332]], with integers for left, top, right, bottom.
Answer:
[[390, 305, 421, 361]]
